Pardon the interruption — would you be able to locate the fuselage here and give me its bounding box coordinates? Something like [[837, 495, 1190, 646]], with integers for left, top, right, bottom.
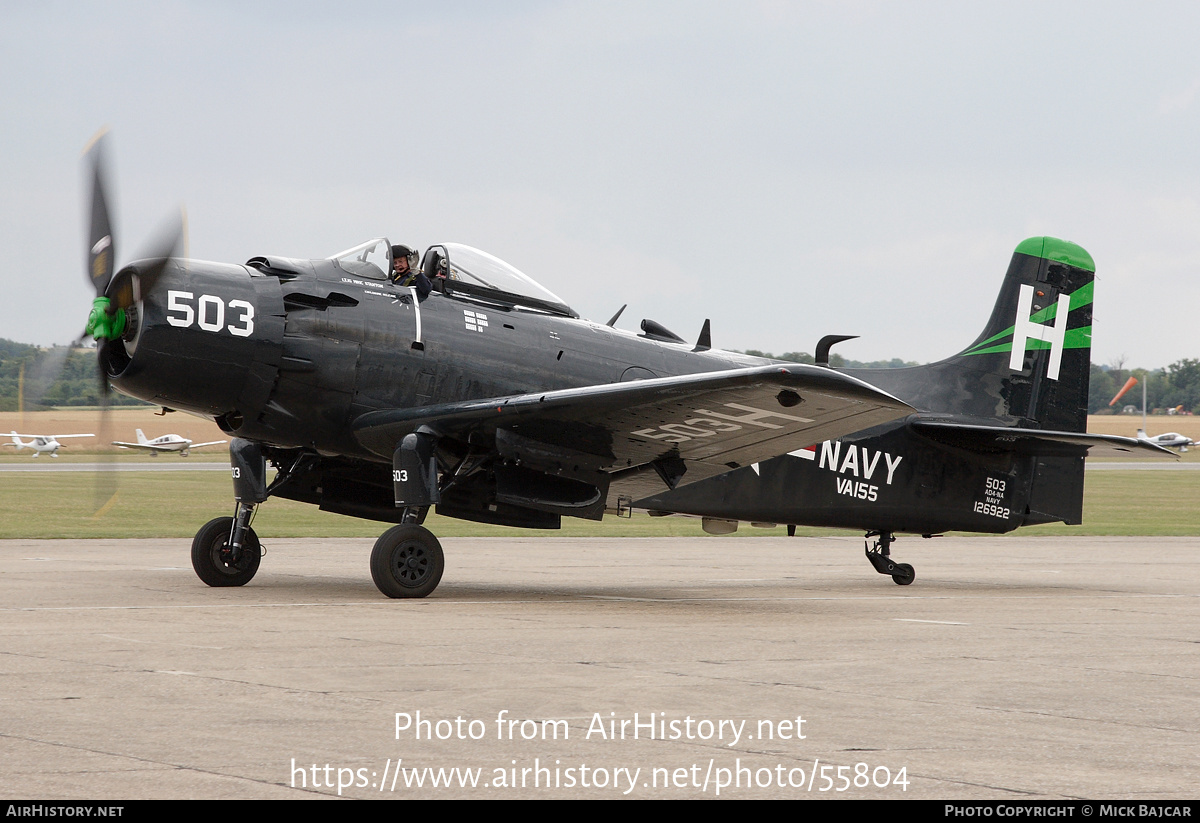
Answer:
[[1138, 430, 1194, 450], [138, 435, 190, 451], [6, 433, 94, 456], [108, 253, 772, 460], [11, 436, 61, 455]]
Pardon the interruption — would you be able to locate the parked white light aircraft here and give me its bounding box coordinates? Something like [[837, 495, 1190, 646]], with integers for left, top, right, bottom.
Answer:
[[1137, 429, 1196, 453], [4, 432, 94, 457], [112, 428, 226, 457]]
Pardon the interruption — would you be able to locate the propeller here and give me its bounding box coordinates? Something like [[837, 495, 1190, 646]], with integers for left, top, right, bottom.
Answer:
[[84, 131, 185, 344], [85, 132, 116, 298], [76, 129, 186, 515]]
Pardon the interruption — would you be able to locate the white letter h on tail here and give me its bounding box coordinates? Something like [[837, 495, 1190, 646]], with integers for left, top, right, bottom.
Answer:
[[1009, 284, 1070, 381]]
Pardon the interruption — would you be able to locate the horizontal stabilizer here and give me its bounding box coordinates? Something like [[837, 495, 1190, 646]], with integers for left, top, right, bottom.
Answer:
[[911, 419, 1178, 459]]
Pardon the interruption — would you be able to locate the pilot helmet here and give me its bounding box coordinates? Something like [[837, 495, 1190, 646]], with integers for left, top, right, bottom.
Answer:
[[391, 244, 418, 270]]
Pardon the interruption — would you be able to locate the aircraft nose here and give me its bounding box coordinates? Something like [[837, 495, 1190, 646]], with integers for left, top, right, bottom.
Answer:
[[104, 260, 285, 420]]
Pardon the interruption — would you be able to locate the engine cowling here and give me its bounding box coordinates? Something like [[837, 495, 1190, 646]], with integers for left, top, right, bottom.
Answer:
[[103, 259, 285, 427]]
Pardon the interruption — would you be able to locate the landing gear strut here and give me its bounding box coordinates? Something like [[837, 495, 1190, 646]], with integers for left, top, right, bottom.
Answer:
[[190, 438, 271, 588], [864, 531, 915, 586]]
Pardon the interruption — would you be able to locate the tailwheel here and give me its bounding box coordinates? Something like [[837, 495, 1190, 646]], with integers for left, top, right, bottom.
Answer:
[[891, 563, 915, 586], [864, 530, 916, 586], [370, 524, 444, 598], [191, 516, 261, 587]]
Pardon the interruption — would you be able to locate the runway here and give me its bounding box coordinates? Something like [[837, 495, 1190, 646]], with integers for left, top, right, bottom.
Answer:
[[1, 535, 1196, 799]]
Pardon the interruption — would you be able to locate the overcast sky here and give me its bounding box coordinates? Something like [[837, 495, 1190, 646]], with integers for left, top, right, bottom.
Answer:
[[3, 0, 1198, 368]]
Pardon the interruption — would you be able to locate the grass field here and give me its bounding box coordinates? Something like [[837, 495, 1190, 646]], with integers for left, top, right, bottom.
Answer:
[[2, 410, 1195, 539], [1, 468, 1195, 539]]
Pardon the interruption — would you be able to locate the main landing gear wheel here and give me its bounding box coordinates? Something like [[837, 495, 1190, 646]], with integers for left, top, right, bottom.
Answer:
[[370, 524, 444, 599], [191, 516, 261, 587]]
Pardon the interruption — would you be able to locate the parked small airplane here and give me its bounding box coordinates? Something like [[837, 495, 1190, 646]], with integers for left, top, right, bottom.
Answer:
[[1137, 429, 1195, 452], [4, 432, 94, 458], [112, 428, 226, 457], [1110, 377, 1196, 452]]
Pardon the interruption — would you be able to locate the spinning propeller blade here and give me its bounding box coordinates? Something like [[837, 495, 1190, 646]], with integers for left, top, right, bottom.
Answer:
[[78, 130, 187, 516], [92, 354, 119, 518], [84, 129, 116, 299], [105, 208, 185, 311]]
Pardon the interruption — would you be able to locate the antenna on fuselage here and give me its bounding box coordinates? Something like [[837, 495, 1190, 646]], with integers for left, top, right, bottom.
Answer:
[[815, 335, 858, 367], [606, 304, 627, 327]]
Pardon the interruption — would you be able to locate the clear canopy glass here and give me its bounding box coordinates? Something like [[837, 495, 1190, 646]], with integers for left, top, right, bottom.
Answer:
[[326, 238, 574, 315], [438, 242, 572, 315], [330, 238, 391, 280]]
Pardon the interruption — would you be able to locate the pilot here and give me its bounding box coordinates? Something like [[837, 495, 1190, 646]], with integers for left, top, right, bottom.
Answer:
[[391, 244, 431, 298]]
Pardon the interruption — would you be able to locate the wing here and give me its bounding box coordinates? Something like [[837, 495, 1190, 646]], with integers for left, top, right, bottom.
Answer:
[[14, 433, 94, 439], [188, 440, 228, 449], [112, 441, 159, 450], [355, 364, 913, 506]]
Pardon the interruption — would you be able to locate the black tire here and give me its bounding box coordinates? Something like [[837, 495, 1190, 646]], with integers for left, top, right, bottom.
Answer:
[[191, 516, 261, 587], [891, 563, 916, 586], [370, 525, 444, 598]]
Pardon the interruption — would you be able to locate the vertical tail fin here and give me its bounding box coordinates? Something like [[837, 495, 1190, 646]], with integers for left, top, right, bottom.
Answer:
[[851, 236, 1095, 432], [953, 237, 1094, 431], [136, 428, 147, 444]]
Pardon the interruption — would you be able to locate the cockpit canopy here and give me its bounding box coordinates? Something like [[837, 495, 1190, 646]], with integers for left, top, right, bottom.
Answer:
[[426, 242, 575, 317], [330, 238, 575, 317], [330, 238, 391, 281]]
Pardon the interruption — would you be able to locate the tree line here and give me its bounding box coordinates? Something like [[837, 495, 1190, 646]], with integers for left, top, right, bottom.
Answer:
[[1090, 360, 1200, 416], [0, 339, 150, 410]]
